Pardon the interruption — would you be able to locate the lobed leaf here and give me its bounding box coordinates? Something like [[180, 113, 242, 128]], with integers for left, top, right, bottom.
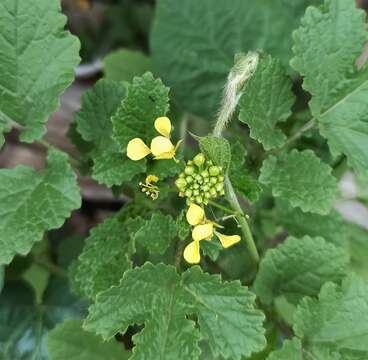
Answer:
[[259, 150, 337, 214], [291, 0, 368, 178], [0, 149, 81, 265], [0, 0, 80, 143], [239, 54, 295, 150], [198, 136, 231, 172], [254, 236, 349, 304]]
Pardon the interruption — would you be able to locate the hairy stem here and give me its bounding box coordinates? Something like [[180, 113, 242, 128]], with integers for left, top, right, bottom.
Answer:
[[213, 52, 260, 264]]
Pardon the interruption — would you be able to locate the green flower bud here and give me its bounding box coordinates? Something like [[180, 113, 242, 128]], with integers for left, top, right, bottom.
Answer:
[[220, 189, 225, 196], [201, 170, 209, 178], [206, 160, 213, 166], [193, 153, 206, 167], [196, 196, 203, 204], [185, 189, 192, 197], [179, 192, 185, 197], [193, 183, 199, 190], [175, 178, 187, 189], [218, 175, 225, 182], [215, 183, 224, 192], [209, 166, 220, 176], [186, 176, 193, 184], [210, 188, 217, 197], [202, 184, 210, 192], [210, 177, 218, 185], [204, 192, 211, 199], [195, 174, 202, 181], [179, 173, 185, 178], [185, 166, 195, 175], [187, 160, 193, 165]]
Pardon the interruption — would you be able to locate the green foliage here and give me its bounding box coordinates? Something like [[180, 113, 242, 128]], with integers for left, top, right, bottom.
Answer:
[[0, 0, 80, 143], [132, 212, 178, 255], [112, 72, 170, 151], [260, 150, 337, 214], [346, 223, 368, 279], [266, 338, 303, 360], [103, 49, 151, 83], [47, 320, 129, 360], [291, 0, 368, 178], [293, 274, 368, 358], [0, 149, 81, 265], [151, 0, 320, 117], [75, 79, 146, 186], [239, 54, 295, 150], [254, 236, 349, 304], [0, 278, 86, 359], [85, 263, 266, 359], [72, 215, 134, 300], [198, 136, 232, 172]]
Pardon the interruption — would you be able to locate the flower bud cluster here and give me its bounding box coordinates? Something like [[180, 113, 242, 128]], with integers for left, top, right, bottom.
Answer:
[[175, 153, 225, 205]]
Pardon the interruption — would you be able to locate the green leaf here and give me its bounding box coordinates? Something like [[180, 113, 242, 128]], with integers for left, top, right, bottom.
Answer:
[[259, 150, 337, 214], [345, 222, 368, 280], [85, 263, 201, 360], [293, 274, 368, 358], [151, 0, 320, 117], [0, 121, 11, 149], [200, 238, 223, 262], [266, 338, 303, 360], [182, 267, 266, 359], [103, 49, 151, 83], [47, 320, 128, 360], [229, 142, 262, 202], [72, 215, 134, 300], [0, 0, 80, 143], [176, 211, 190, 241], [0, 149, 81, 265], [0, 278, 86, 360], [112, 72, 170, 151], [0, 267, 4, 294], [84, 263, 266, 360], [239, 54, 295, 150], [75, 79, 146, 187], [291, 0, 368, 178], [276, 200, 348, 247], [198, 136, 231, 172], [254, 236, 349, 304], [133, 212, 178, 255]]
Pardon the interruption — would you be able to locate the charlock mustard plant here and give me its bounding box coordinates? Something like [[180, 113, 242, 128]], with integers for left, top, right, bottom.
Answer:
[[175, 153, 225, 205]]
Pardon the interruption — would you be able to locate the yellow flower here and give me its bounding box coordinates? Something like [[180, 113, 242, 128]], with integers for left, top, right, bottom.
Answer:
[[127, 117, 181, 161], [183, 203, 241, 264], [139, 174, 160, 200]]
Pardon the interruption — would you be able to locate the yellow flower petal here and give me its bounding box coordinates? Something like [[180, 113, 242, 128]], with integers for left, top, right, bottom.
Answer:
[[192, 223, 214, 241], [153, 150, 176, 160], [215, 232, 241, 248], [154, 117, 172, 138], [186, 203, 205, 226], [150, 136, 175, 157], [183, 240, 200, 264], [127, 138, 151, 160], [145, 175, 159, 184]]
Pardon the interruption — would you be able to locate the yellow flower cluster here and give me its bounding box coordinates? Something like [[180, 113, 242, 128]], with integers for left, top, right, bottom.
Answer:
[[127, 117, 181, 161], [184, 203, 241, 264]]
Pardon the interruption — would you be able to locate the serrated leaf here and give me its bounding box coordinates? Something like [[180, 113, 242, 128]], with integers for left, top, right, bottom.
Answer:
[[151, 0, 320, 117], [239, 54, 295, 150], [200, 238, 223, 262], [47, 320, 128, 360], [276, 200, 348, 247], [291, 0, 368, 178], [0, 149, 81, 265], [254, 236, 349, 305], [259, 150, 337, 214], [176, 211, 190, 241], [133, 212, 177, 255], [74, 79, 146, 187], [293, 274, 368, 357], [182, 267, 266, 359], [198, 136, 231, 172], [266, 338, 303, 360], [103, 49, 151, 83], [72, 215, 134, 300], [112, 72, 170, 151], [85, 263, 266, 360], [84, 263, 201, 360], [0, 278, 86, 360], [0, 0, 80, 142]]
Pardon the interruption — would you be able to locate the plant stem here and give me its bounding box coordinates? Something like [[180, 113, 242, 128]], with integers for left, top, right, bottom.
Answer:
[[34, 258, 68, 278], [212, 52, 260, 264], [207, 199, 244, 217]]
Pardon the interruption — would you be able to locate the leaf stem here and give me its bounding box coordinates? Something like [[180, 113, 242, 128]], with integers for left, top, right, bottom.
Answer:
[[34, 258, 68, 278], [207, 199, 244, 217]]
